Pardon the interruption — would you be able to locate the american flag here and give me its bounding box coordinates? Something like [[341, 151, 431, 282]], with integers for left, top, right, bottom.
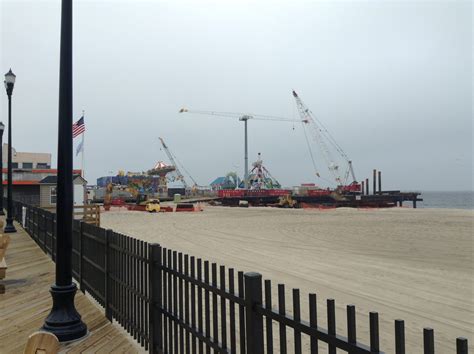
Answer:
[[72, 116, 85, 138]]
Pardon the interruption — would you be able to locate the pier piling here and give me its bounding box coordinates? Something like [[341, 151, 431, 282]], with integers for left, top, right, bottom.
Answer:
[[373, 169, 377, 195], [378, 171, 382, 193]]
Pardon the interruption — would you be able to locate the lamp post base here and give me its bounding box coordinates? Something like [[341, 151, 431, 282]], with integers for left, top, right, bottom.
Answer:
[[4, 218, 16, 233], [41, 283, 88, 342]]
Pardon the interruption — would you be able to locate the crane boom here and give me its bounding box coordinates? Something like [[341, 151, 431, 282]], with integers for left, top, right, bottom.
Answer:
[[292, 90, 356, 185], [180, 107, 300, 189], [179, 108, 300, 122], [159, 137, 190, 188]]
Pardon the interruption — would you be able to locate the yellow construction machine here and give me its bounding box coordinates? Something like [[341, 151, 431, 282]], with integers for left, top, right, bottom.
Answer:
[[145, 199, 161, 213], [278, 195, 297, 208]]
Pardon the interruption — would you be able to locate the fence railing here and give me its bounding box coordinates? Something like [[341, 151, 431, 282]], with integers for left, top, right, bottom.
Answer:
[[36, 204, 101, 226], [11, 200, 469, 354]]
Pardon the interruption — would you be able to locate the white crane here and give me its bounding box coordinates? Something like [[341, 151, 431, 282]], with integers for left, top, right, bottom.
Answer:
[[179, 108, 301, 188], [159, 137, 199, 188], [292, 90, 357, 186]]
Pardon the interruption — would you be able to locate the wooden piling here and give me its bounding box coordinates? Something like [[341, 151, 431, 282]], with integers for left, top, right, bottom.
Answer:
[[373, 169, 377, 195], [378, 171, 382, 193], [361, 181, 365, 195], [365, 178, 369, 195]]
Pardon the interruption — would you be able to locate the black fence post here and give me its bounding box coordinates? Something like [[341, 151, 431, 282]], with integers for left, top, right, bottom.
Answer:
[[424, 328, 434, 354], [456, 337, 468, 354], [52, 214, 56, 262], [347, 304, 357, 354], [327, 299, 336, 354], [244, 272, 264, 354], [27, 205, 30, 233], [370, 312, 380, 353], [395, 320, 405, 354], [105, 229, 112, 321], [28, 205, 31, 234], [79, 221, 85, 293], [149, 243, 162, 354]]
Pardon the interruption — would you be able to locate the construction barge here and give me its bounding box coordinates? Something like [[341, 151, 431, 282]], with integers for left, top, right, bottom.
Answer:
[[218, 189, 422, 209], [213, 91, 423, 209], [217, 169, 422, 209]]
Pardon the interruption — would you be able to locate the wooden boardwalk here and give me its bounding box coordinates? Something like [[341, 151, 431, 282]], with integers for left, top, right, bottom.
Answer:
[[0, 220, 143, 353]]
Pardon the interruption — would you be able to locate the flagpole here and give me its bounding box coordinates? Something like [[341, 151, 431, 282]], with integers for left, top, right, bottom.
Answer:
[[81, 110, 85, 179]]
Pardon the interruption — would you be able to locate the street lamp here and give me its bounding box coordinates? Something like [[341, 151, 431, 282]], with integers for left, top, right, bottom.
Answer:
[[0, 122, 5, 216], [4, 69, 16, 232], [41, 0, 87, 341]]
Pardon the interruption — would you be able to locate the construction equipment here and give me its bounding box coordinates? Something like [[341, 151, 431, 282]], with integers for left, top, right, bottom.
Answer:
[[103, 182, 114, 210], [179, 108, 301, 189], [126, 183, 153, 206], [145, 199, 161, 213], [292, 90, 357, 187], [136, 193, 150, 206], [159, 137, 198, 189], [278, 195, 297, 208]]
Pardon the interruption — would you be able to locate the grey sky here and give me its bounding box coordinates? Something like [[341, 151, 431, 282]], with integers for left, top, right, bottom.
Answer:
[[1, 0, 472, 191]]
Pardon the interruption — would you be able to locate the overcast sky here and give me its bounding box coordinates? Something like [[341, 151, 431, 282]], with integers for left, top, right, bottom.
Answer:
[[1, 0, 472, 191]]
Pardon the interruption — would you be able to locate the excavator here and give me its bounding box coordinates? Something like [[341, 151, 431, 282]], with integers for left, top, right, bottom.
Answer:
[[125, 183, 164, 212], [103, 182, 114, 210], [126, 185, 152, 206]]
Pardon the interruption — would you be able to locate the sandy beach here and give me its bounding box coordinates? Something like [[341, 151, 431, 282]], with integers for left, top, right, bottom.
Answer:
[[101, 206, 473, 353]]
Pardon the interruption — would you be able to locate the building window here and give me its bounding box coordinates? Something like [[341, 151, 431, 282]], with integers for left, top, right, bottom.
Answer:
[[36, 163, 50, 169], [11, 162, 18, 168], [50, 187, 57, 204], [22, 162, 33, 169]]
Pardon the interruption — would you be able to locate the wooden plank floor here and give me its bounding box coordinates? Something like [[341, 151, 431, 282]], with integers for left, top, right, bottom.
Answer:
[[0, 220, 143, 353]]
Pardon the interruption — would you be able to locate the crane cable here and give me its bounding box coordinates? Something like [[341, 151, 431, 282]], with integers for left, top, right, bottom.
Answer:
[[302, 124, 336, 186], [293, 100, 322, 182], [310, 109, 350, 161], [294, 93, 350, 184], [294, 99, 337, 187], [301, 120, 319, 177], [172, 152, 199, 187]]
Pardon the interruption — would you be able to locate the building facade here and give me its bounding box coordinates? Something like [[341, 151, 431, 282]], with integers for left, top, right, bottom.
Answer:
[[2, 144, 81, 205], [2, 144, 51, 169]]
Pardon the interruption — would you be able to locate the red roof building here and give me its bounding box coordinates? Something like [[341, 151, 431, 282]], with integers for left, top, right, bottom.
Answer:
[[3, 168, 82, 205]]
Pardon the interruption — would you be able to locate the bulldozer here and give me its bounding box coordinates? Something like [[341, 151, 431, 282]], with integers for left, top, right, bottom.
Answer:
[[145, 199, 161, 213], [278, 195, 297, 208]]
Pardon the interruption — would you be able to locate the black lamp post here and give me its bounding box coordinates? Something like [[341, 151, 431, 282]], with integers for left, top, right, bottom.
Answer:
[[41, 0, 87, 341], [0, 122, 5, 216], [4, 69, 16, 233]]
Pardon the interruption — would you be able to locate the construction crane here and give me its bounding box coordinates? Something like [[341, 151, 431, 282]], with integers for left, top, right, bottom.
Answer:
[[292, 90, 357, 186], [159, 137, 198, 189], [179, 108, 301, 188]]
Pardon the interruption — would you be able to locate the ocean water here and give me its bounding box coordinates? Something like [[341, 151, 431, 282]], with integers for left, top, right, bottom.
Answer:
[[419, 191, 473, 210]]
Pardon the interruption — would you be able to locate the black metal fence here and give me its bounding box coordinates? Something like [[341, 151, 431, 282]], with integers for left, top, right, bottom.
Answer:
[[11, 200, 469, 354]]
